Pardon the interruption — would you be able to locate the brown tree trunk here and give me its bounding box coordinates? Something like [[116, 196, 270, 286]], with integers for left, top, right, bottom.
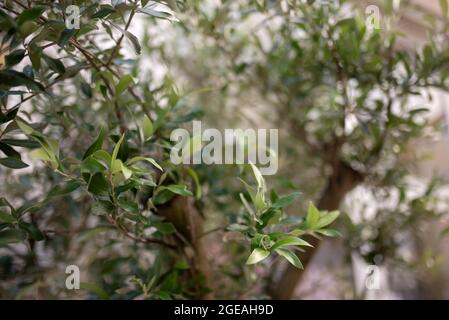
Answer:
[[157, 195, 211, 298], [269, 161, 363, 299]]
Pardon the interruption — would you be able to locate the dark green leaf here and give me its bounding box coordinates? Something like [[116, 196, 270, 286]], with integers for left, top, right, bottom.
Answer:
[[91, 7, 116, 19], [0, 229, 27, 246], [43, 55, 65, 74], [0, 70, 44, 91], [48, 181, 81, 198], [117, 198, 138, 213], [19, 222, 44, 241], [0, 139, 40, 148], [161, 184, 193, 197], [0, 212, 16, 223], [154, 222, 176, 235], [5, 49, 26, 67], [125, 31, 141, 55], [0, 142, 21, 159], [0, 106, 19, 124], [18, 7, 46, 25], [57, 28, 76, 48], [115, 75, 134, 96], [87, 172, 109, 196], [83, 128, 104, 160], [0, 157, 28, 169], [81, 82, 92, 98]]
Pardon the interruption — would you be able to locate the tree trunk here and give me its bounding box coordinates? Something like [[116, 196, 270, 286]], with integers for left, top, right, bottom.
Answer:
[[157, 195, 211, 298], [269, 161, 363, 299]]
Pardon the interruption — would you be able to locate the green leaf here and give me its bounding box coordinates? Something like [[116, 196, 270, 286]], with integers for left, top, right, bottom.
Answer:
[[289, 229, 306, 236], [271, 192, 301, 209], [0, 157, 28, 169], [126, 156, 163, 171], [0, 212, 16, 223], [162, 184, 193, 197], [91, 7, 115, 19], [306, 202, 320, 228], [275, 248, 303, 269], [16, 120, 34, 135], [43, 54, 65, 74], [0, 70, 44, 91], [117, 198, 138, 213], [58, 28, 76, 48], [91, 201, 114, 216], [0, 8, 18, 30], [0, 139, 40, 148], [0, 106, 20, 124], [0, 142, 21, 159], [47, 181, 81, 197], [240, 193, 257, 222], [19, 222, 44, 241], [87, 172, 109, 196], [83, 128, 104, 160], [5, 49, 26, 67], [174, 260, 189, 270], [80, 282, 109, 300], [137, 6, 178, 21], [91, 150, 112, 164], [154, 222, 176, 235], [142, 115, 153, 141], [29, 148, 57, 168], [18, 126, 60, 169], [125, 31, 141, 55], [0, 229, 27, 246], [81, 82, 92, 98], [115, 75, 135, 96], [28, 44, 42, 71], [316, 210, 339, 229], [271, 236, 312, 250], [315, 228, 342, 237], [120, 162, 133, 180], [152, 189, 175, 205], [111, 133, 125, 165], [18, 7, 45, 25], [109, 22, 141, 55], [246, 248, 270, 265]]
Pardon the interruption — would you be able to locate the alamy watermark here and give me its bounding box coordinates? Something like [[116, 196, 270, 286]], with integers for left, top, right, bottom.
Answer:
[[365, 265, 380, 290], [65, 264, 80, 290], [170, 121, 278, 175], [365, 5, 382, 31]]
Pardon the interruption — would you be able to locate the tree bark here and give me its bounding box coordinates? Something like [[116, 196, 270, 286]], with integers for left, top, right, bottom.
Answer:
[[157, 195, 211, 298], [269, 161, 363, 299]]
